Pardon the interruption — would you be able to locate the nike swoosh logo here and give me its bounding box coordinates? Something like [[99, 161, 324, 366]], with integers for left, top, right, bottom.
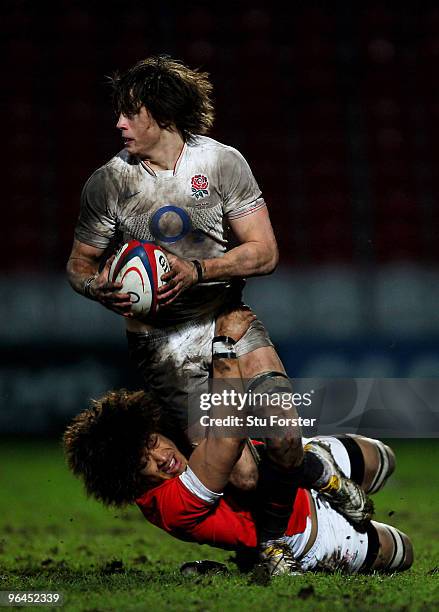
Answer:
[[125, 191, 141, 199]]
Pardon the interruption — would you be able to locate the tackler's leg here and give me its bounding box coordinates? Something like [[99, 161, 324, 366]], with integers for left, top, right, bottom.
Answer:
[[361, 521, 414, 573], [338, 434, 396, 494], [300, 434, 396, 529]]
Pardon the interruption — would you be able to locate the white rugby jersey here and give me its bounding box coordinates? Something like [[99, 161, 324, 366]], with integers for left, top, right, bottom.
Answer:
[[75, 135, 266, 324]]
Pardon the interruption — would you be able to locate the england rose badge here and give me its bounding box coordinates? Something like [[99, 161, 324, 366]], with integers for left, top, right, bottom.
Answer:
[[191, 174, 209, 200]]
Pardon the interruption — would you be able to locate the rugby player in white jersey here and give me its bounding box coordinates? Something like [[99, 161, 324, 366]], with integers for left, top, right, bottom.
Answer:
[[67, 56, 283, 429], [66, 56, 370, 540], [67, 55, 295, 443]]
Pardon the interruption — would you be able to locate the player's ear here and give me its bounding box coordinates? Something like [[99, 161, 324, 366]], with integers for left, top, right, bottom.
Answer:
[[147, 434, 160, 450]]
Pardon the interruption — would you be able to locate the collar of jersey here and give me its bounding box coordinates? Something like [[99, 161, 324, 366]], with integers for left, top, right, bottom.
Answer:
[[140, 142, 187, 179]]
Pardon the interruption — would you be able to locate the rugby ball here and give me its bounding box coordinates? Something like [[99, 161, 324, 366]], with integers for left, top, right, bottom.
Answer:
[[108, 241, 170, 318]]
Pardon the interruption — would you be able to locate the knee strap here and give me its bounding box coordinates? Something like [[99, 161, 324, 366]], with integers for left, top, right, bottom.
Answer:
[[246, 371, 291, 394], [385, 525, 408, 571], [336, 435, 365, 486], [367, 439, 393, 494]]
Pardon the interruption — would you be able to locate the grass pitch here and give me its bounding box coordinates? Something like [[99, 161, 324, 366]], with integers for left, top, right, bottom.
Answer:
[[1, 439, 438, 611]]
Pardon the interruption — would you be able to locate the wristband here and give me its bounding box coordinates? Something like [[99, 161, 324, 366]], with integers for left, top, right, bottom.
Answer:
[[212, 335, 237, 359], [83, 274, 98, 299], [213, 350, 237, 359], [212, 335, 237, 346], [192, 259, 204, 284]]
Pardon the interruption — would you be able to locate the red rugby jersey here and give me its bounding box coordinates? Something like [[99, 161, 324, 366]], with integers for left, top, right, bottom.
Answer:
[[136, 475, 311, 550]]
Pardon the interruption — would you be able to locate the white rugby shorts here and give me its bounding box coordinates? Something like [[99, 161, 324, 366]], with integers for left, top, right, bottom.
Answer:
[[127, 314, 273, 429], [292, 436, 369, 573]]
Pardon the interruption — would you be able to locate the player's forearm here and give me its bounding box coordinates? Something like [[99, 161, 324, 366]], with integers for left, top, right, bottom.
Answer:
[[188, 309, 253, 492], [66, 257, 99, 296], [191, 356, 245, 492], [201, 241, 279, 282]]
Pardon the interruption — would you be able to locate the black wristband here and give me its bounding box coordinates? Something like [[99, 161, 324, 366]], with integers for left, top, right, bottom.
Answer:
[[192, 259, 203, 283], [213, 351, 237, 360], [212, 335, 237, 360], [212, 335, 237, 346]]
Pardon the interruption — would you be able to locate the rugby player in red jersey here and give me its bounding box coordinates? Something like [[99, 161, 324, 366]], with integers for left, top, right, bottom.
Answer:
[[64, 308, 413, 575]]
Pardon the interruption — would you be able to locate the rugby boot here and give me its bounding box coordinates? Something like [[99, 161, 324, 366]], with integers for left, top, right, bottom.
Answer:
[[259, 540, 303, 576], [304, 440, 374, 530]]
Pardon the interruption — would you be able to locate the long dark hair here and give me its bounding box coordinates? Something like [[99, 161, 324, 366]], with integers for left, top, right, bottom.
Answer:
[[110, 55, 215, 141], [63, 389, 187, 506]]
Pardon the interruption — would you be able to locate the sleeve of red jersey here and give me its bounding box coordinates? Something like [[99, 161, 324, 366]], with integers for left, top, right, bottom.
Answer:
[[136, 469, 258, 549], [220, 147, 266, 220], [137, 471, 218, 533]]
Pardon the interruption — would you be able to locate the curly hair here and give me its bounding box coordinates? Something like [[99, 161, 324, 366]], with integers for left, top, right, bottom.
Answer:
[[110, 55, 215, 141], [63, 389, 179, 507]]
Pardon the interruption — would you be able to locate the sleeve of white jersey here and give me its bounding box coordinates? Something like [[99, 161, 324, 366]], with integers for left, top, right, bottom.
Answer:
[[74, 169, 118, 249], [220, 147, 266, 220], [179, 466, 223, 504]]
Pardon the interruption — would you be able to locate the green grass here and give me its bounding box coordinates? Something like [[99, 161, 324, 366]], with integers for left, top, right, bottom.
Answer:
[[0, 439, 438, 611]]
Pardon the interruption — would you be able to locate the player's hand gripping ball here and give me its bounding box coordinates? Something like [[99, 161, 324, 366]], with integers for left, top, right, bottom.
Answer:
[[108, 241, 170, 318]]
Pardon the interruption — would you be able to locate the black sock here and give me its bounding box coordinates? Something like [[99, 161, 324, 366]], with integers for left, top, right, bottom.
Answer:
[[256, 459, 305, 544], [300, 450, 324, 488]]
